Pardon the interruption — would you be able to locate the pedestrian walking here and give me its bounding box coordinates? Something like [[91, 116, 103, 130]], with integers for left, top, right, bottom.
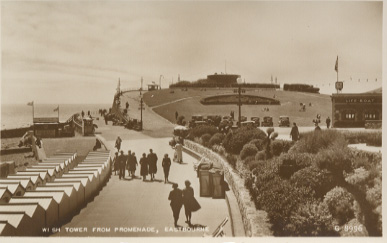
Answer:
[[290, 122, 300, 141], [326, 116, 331, 129], [182, 180, 201, 226], [162, 154, 171, 183], [147, 149, 158, 181], [315, 122, 321, 132], [118, 150, 126, 179], [175, 111, 179, 121], [126, 150, 132, 176], [168, 183, 183, 227], [115, 136, 122, 152], [174, 142, 183, 163], [140, 153, 148, 181], [126, 101, 129, 109], [113, 152, 119, 175], [129, 152, 138, 178], [81, 110, 85, 117]]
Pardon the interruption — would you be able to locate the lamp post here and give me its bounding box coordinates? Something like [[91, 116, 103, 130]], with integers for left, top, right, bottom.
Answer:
[[140, 91, 143, 131], [237, 78, 242, 127]]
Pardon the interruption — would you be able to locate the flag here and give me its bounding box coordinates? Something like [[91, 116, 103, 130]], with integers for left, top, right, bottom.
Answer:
[[27, 101, 34, 106], [334, 56, 338, 72], [53, 106, 59, 112]]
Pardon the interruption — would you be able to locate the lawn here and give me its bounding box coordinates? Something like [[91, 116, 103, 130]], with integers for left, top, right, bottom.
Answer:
[[142, 88, 332, 127]]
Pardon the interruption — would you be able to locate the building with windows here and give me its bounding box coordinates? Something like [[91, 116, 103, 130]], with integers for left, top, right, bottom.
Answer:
[[331, 92, 382, 128]]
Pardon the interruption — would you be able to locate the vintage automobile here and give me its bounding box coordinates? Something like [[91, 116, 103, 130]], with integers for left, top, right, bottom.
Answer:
[[261, 116, 273, 127], [241, 121, 255, 128], [278, 116, 290, 127], [191, 115, 203, 121], [251, 117, 261, 127]]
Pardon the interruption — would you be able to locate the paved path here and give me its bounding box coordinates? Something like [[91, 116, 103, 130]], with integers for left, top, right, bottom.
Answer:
[[53, 109, 233, 237]]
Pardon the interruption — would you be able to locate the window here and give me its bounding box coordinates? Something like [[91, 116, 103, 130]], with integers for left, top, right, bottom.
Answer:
[[344, 111, 355, 120], [365, 111, 378, 120]]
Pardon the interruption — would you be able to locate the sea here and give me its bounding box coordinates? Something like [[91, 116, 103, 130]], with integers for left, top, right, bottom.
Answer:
[[1, 103, 111, 130]]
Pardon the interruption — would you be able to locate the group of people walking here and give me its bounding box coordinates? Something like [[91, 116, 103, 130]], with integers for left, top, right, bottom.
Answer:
[[113, 137, 173, 183]]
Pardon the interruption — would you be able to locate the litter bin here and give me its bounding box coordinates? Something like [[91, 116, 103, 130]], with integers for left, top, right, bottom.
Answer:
[[210, 169, 225, 199], [199, 168, 212, 197]]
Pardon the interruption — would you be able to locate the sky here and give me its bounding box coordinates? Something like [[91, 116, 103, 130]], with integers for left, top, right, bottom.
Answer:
[[0, 1, 383, 104]]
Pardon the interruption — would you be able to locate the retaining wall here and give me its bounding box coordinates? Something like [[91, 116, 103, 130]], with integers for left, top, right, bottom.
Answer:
[[184, 140, 272, 237]]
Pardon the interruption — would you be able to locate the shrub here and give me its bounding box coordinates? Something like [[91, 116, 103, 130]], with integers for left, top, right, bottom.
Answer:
[[315, 143, 352, 178], [342, 131, 382, 147], [177, 115, 185, 125], [271, 140, 294, 157], [323, 187, 355, 225], [291, 130, 346, 154], [286, 201, 338, 236], [188, 125, 218, 140], [278, 152, 315, 178], [225, 153, 237, 168], [240, 143, 258, 160], [208, 133, 224, 147], [255, 150, 266, 161], [200, 133, 212, 147], [223, 127, 267, 154], [291, 166, 336, 198], [249, 138, 265, 151]]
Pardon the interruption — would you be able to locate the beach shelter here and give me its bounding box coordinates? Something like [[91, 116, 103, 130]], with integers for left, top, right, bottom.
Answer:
[[71, 167, 105, 183], [9, 196, 59, 228], [61, 174, 98, 198], [7, 175, 43, 187], [46, 181, 85, 206], [76, 165, 108, 182], [0, 212, 36, 236], [42, 159, 71, 169], [0, 203, 45, 235], [14, 171, 50, 183], [39, 162, 68, 173], [0, 182, 25, 197], [53, 178, 92, 202], [0, 179, 35, 191], [54, 152, 77, 159], [66, 171, 100, 189], [23, 191, 71, 223], [35, 186, 78, 215], [0, 220, 16, 236], [24, 169, 57, 180], [30, 165, 64, 177], [0, 188, 12, 204]]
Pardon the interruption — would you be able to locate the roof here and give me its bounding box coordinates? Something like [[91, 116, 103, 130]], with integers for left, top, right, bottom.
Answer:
[[36, 186, 75, 197], [24, 191, 65, 204], [31, 165, 61, 173], [15, 171, 48, 180], [46, 182, 82, 191], [7, 175, 40, 185], [67, 171, 98, 178], [25, 168, 56, 177], [0, 179, 32, 190], [38, 162, 66, 170], [0, 188, 12, 198], [0, 184, 23, 195], [53, 178, 89, 187], [0, 213, 25, 228], [0, 203, 40, 217], [9, 197, 55, 210]]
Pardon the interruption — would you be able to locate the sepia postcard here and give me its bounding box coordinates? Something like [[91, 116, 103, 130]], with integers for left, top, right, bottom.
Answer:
[[0, 1, 385, 243]]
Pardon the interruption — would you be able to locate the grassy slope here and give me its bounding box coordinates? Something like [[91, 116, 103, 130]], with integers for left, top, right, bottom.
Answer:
[[144, 88, 332, 127]]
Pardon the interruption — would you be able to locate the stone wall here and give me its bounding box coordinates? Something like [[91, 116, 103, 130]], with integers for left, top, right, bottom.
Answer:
[[184, 140, 272, 237]]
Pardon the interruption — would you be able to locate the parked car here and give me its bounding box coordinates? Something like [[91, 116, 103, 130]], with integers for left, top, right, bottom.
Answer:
[[278, 116, 290, 127], [241, 121, 255, 128], [261, 116, 273, 127], [251, 117, 260, 127]]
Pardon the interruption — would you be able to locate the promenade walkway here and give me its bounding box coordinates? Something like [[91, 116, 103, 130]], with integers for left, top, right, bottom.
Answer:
[[53, 93, 233, 237]]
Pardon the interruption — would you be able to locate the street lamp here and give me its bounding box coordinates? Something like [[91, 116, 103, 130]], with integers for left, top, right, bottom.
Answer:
[[139, 91, 143, 131], [237, 77, 243, 127]]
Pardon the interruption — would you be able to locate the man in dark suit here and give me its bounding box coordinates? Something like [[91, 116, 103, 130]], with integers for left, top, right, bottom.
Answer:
[[118, 150, 126, 179], [168, 183, 183, 227]]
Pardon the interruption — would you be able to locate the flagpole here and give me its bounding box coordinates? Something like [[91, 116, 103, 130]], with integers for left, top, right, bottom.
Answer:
[[58, 105, 60, 121]]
